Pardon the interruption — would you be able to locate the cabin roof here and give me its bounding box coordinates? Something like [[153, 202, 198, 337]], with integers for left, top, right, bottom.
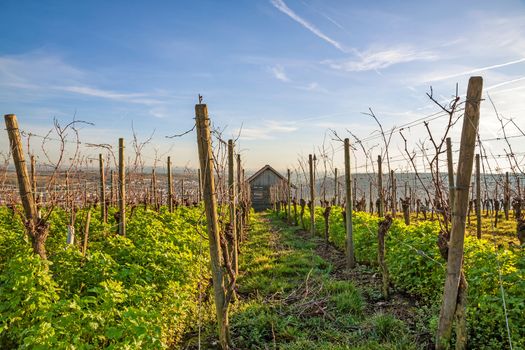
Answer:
[[247, 165, 297, 188]]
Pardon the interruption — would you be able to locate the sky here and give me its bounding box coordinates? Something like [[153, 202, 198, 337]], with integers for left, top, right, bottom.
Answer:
[[1, 0, 525, 174]]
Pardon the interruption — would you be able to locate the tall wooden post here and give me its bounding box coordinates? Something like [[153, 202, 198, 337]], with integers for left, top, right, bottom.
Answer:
[[287, 169, 292, 223], [309, 154, 315, 235], [5, 114, 45, 258], [196, 104, 231, 349], [82, 209, 91, 256], [236, 155, 243, 238], [99, 154, 107, 223], [228, 140, 238, 276], [353, 178, 357, 210], [369, 181, 373, 213], [476, 154, 481, 239], [378, 155, 384, 217], [504, 172, 510, 220], [110, 170, 115, 206], [167, 156, 173, 213], [345, 138, 355, 268], [118, 138, 126, 236], [334, 168, 338, 204], [437, 76, 482, 349], [391, 170, 396, 216], [446, 138, 455, 210], [30, 155, 37, 203]]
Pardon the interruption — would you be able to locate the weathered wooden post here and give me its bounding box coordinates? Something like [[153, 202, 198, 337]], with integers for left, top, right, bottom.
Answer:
[[287, 169, 292, 224], [504, 172, 510, 220], [391, 170, 396, 217], [236, 154, 243, 239], [378, 215, 393, 299], [118, 138, 126, 236], [369, 181, 373, 213], [446, 138, 455, 211], [5, 114, 48, 259], [378, 155, 384, 217], [110, 169, 115, 207], [82, 209, 91, 256], [476, 154, 481, 239], [334, 168, 338, 205], [436, 76, 482, 350], [30, 155, 37, 203], [99, 154, 107, 223], [151, 169, 157, 209], [195, 104, 232, 349], [167, 156, 173, 213], [309, 154, 315, 235], [352, 178, 357, 209], [228, 139, 238, 276], [345, 138, 355, 268]]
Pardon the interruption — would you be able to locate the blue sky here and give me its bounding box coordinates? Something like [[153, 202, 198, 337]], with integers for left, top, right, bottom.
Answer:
[[1, 0, 525, 172]]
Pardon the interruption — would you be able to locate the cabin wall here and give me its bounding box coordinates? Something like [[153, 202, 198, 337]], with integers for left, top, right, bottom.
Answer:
[[249, 169, 282, 212]]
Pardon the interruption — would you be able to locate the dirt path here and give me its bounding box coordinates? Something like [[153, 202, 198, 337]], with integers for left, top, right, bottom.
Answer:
[[184, 213, 434, 349]]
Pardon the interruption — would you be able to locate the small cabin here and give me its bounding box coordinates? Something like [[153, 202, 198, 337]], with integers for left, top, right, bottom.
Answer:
[[247, 165, 289, 212]]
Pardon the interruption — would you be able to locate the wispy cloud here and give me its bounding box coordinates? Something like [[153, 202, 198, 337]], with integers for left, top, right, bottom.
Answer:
[[58, 85, 163, 106], [270, 0, 347, 53], [485, 76, 525, 91], [323, 46, 437, 72], [425, 58, 525, 82], [269, 65, 290, 82], [239, 120, 298, 140], [0, 52, 168, 107]]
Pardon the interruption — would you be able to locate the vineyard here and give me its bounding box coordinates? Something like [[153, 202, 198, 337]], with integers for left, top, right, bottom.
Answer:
[[1, 76, 524, 350]]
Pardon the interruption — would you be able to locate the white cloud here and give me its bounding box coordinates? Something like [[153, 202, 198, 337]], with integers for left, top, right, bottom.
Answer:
[[58, 85, 163, 106], [238, 120, 298, 140], [270, 0, 348, 53], [425, 58, 525, 83], [323, 46, 438, 72], [0, 52, 166, 107], [270, 65, 290, 82]]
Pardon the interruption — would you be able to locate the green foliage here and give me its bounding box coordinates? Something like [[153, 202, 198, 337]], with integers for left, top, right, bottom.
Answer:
[[298, 206, 525, 349], [0, 205, 210, 349]]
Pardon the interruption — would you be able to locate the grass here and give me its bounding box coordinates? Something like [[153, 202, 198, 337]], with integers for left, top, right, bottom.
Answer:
[[223, 213, 422, 349]]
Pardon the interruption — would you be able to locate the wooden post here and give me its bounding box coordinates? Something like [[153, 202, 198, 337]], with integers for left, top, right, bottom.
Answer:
[[5, 115, 48, 259], [151, 169, 157, 209], [287, 169, 292, 223], [476, 154, 481, 239], [30, 155, 37, 203], [378, 155, 384, 217], [99, 154, 107, 223], [345, 138, 355, 268], [436, 76, 482, 349], [181, 178, 185, 204], [236, 155, 243, 238], [118, 138, 126, 236], [369, 181, 373, 213], [82, 210, 91, 256], [110, 170, 115, 206], [167, 156, 173, 213], [334, 168, 338, 205], [504, 172, 510, 220], [378, 215, 393, 299], [309, 154, 315, 235], [196, 104, 231, 349], [391, 170, 396, 217], [446, 138, 455, 211], [353, 178, 357, 210], [228, 139, 238, 276]]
